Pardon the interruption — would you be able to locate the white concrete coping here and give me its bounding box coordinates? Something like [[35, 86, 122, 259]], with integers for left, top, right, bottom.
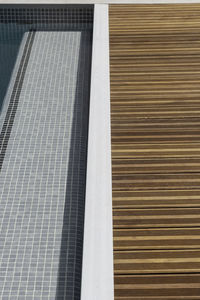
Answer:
[[81, 4, 114, 300]]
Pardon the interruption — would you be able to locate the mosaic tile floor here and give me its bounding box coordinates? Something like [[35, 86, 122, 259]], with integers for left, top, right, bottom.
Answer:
[[0, 30, 91, 300]]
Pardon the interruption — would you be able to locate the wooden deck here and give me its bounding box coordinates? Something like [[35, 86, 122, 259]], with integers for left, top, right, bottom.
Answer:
[[110, 4, 200, 299]]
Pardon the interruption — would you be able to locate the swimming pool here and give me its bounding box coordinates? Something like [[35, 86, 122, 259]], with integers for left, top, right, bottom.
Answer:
[[0, 5, 93, 300]]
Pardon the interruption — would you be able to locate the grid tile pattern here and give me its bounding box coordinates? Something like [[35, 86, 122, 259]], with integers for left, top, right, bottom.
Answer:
[[0, 30, 91, 300], [0, 5, 93, 130], [0, 6, 93, 32]]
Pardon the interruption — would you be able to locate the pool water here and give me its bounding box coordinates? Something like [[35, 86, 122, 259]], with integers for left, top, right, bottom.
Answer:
[[0, 6, 93, 300], [0, 25, 23, 111]]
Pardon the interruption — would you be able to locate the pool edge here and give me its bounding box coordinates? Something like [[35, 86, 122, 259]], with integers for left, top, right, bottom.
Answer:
[[81, 4, 114, 300]]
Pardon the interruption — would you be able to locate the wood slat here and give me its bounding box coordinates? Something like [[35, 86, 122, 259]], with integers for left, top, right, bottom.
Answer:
[[113, 189, 200, 208], [113, 208, 200, 228], [110, 3, 200, 299], [114, 228, 200, 250], [112, 158, 200, 174], [114, 274, 200, 299], [114, 250, 200, 274], [112, 173, 200, 190]]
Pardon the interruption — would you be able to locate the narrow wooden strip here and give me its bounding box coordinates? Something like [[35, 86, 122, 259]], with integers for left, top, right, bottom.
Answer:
[[113, 208, 200, 228]]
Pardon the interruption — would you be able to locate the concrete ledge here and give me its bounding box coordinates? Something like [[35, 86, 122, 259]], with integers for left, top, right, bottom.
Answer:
[[81, 4, 114, 300]]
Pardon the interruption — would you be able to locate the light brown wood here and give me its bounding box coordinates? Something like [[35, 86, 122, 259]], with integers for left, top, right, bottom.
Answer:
[[110, 3, 200, 299]]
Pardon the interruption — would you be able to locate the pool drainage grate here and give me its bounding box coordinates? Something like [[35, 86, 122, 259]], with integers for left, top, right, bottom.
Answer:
[[0, 30, 35, 171]]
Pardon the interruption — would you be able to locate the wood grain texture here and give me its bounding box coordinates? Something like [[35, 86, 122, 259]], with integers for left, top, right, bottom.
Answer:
[[110, 4, 200, 299]]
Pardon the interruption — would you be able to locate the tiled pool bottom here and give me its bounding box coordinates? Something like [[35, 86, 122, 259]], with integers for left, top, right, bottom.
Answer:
[[0, 9, 92, 300]]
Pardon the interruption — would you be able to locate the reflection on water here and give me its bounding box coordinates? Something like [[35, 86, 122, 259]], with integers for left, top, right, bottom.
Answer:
[[0, 21, 92, 114], [0, 24, 24, 112]]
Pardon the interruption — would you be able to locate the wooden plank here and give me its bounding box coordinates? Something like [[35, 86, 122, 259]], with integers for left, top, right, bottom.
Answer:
[[113, 189, 200, 208], [114, 228, 200, 250], [112, 158, 200, 174], [110, 3, 200, 299], [113, 208, 200, 228], [114, 250, 200, 274], [115, 274, 200, 299], [112, 173, 200, 190]]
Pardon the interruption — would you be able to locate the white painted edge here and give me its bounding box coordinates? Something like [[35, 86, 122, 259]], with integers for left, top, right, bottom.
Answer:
[[81, 4, 114, 300], [2, 0, 200, 4]]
